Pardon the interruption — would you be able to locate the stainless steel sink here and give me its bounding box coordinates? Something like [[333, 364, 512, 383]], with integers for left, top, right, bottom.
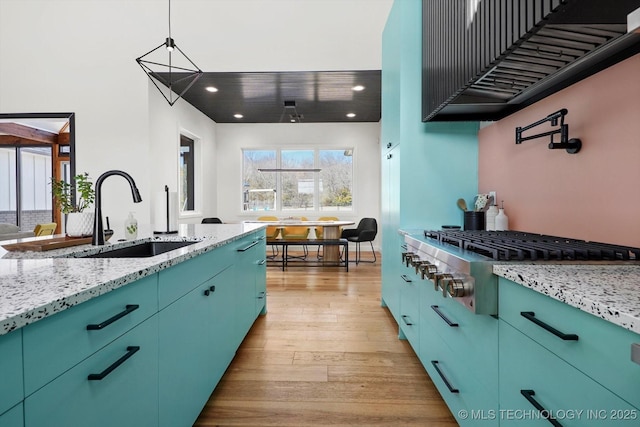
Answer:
[[80, 241, 198, 258]]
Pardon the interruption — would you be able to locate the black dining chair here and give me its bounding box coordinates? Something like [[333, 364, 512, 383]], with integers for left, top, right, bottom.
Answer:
[[341, 218, 377, 264], [201, 217, 223, 224]]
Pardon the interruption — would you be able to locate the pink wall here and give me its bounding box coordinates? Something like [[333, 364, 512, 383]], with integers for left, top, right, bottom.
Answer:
[[479, 53, 640, 247]]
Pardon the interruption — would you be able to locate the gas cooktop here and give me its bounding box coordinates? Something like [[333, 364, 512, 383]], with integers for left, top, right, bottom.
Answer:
[[424, 230, 640, 262]]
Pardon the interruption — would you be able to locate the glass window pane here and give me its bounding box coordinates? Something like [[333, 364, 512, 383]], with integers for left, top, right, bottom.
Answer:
[[281, 150, 315, 211], [19, 147, 52, 231], [319, 149, 353, 211], [179, 136, 195, 212], [243, 150, 276, 211], [0, 147, 17, 225]]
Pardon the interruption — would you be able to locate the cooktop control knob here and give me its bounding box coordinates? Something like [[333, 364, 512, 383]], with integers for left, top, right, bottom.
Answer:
[[401, 252, 414, 263], [420, 263, 437, 280], [447, 279, 469, 298], [430, 273, 450, 291], [414, 261, 431, 275]]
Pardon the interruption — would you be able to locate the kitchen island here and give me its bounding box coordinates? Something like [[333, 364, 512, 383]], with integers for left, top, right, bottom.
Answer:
[[0, 223, 267, 427]]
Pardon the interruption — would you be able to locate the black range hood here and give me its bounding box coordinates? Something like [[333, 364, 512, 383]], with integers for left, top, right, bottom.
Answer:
[[423, 0, 640, 122]]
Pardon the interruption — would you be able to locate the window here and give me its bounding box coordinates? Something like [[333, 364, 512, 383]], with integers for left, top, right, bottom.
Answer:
[[0, 146, 53, 231], [242, 148, 353, 213], [179, 135, 195, 212]]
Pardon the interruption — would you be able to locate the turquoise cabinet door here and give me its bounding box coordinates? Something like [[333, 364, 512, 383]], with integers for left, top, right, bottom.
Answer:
[[23, 273, 158, 396], [399, 265, 420, 351], [234, 233, 264, 344], [159, 266, 236, 427], [0, 403, 23, 427], [0, 330, 23, 416], [158, 244, 232, 309], [381, 149, 401, 324], [25, 316, 159, 427], [500, 320, 638, 426], [499, 277, 640, 409], [255, 237, 267, 317]]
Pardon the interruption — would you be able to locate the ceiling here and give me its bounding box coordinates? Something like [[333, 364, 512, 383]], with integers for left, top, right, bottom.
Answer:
[[162, 70, 381, 124]]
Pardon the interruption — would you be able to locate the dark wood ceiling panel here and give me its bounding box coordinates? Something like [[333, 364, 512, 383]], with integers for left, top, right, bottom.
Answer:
[[163, 70, 381, 123]]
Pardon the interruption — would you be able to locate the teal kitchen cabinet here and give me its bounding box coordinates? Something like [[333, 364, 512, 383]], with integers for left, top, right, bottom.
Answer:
[[24, 315, 159, 427], [158, 266, 235, 427], [499, 277, 640, 411], [158, 243, 232, 310], [417, 263, 498, 426], [500, 319, 637, 426], [22, 274, 158, 396], [0, 329, 22, 417], [380, 0, 479, 326], [234, 231, 267, 345], [0, 404, 22, 427], [398, 258, 420, 351], [380, 144, 401, 323]]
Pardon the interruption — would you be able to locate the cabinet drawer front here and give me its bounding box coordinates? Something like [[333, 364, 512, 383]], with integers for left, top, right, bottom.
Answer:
[[0, 403, 23, 427], [25, 316, 159, 427], [0, 330, 23, 415], [422, 327, 498, 426], [499, 278, 640, 409], [158, 245, 231, 309], [399, 272, 420, 349], [23, 274, 157, 395], [422, 295, 498, 391], [500, 320, 638, 426]]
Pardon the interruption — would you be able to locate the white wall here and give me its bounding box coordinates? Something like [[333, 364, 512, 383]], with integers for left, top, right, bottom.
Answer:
[[0, 0, 390, 234], [216, 122, 382, 247]]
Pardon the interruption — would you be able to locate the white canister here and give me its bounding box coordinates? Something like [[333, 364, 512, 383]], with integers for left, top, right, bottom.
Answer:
[[495, 208, 509, 231], [485, 205, 498, 231]]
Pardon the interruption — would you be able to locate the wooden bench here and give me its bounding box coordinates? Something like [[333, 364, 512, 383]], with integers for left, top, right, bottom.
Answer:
[[266, 238, 349, 271]]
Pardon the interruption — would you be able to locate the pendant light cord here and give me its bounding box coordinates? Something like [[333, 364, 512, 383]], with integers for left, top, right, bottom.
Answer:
[[168, 0, 172, 40]]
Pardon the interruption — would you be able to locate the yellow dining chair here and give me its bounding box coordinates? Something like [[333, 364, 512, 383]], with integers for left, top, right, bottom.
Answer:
[[281, 216, 310, 259], [33, 222, 57, 237], [315, 216, 340, 259], [258, 216, 281, 259]]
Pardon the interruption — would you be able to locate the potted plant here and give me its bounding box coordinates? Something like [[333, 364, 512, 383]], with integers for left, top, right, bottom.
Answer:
[[51, 173, 96, 237]]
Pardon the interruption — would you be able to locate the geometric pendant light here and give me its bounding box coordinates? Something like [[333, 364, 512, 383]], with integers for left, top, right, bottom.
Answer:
[[135, 0, 203, 106]]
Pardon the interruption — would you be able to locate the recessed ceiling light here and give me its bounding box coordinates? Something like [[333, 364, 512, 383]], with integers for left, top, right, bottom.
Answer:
[[234, 114, 244, 119], [206, 86, 218, 93], [346, 113, 356, 118], [352, 85, 365, 91]]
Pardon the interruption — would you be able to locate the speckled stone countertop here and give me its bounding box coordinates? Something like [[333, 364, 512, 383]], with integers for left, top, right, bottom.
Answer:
[[493, 264, 640, 334], [0, 223, 265, 336]]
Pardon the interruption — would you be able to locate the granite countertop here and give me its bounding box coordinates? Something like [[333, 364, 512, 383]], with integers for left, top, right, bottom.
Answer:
[[493, 264, 640, 334], [0, 223, 265, 336]]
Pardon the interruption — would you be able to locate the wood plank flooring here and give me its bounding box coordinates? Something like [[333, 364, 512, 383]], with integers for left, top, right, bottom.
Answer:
[[194, 253, 458, 426]]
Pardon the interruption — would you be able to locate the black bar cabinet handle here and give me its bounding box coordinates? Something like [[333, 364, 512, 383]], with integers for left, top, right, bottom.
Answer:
[[401, 274, 412, 283], [237, 240, 260, 252], [86, 305, 139, 330], [257, 291, 266, 299], [520, 390, 563, 427], [520, 312, 578, 341], [401, 315, 413, 326], [258, 259, 267, 265], [88, 346, 140, 381], [431, 361, 459, 393], [431, 305, 459, 327]]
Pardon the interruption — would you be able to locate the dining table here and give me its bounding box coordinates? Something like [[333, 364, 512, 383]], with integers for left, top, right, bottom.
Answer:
[[244, 219, 355, 264]]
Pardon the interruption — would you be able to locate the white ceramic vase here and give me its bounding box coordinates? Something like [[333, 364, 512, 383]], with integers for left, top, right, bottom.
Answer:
[[66, 212, 94, 237]]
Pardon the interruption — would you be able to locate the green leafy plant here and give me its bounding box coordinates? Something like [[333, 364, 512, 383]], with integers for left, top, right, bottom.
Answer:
[[50, 173, 95, 214]]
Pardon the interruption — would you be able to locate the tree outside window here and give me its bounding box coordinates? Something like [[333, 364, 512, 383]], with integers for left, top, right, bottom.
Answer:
[[242, 148, 352, 213]]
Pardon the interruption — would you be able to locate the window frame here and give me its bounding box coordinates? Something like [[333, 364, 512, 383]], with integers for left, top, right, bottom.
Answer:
[[241, 147, 354, 215], [178, 130, 202, 218]]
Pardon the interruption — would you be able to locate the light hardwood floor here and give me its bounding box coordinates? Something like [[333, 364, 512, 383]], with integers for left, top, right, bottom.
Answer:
[[194, 252, 458, 426]]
